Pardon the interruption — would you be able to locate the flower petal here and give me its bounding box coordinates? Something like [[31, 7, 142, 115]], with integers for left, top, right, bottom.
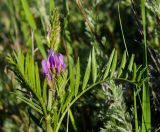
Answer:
[[58, 53, 64, 64], [47, 74, 52, 80], [42, 59, 49, 74]]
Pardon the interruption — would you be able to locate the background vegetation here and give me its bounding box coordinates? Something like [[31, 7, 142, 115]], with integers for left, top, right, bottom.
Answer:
[[0, 0, 160, 131]]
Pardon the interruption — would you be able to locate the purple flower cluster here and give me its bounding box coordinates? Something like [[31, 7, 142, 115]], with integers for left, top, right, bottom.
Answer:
[[41, 49, 66, 80]]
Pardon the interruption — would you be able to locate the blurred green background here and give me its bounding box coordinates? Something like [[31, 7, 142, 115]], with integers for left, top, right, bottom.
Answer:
[[0, 0, 160, 131]]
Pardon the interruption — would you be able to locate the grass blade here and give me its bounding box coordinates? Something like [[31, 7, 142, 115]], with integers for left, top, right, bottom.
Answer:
[[21, 0, 36, 30], [134, 88, 139, 132], [141, 0, 151, 131], [118, 4, 128, 56], [34, 31, 46, 58], [21, 0, 46, 57]]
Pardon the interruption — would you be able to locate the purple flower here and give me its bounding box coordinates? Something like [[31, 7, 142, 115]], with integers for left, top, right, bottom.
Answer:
[[41, 59, 51, 80], [42, 49, 66, 80], [57, 53, 66, 72]]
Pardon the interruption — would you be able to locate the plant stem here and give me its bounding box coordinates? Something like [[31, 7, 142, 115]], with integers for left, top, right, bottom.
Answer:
[[118, 4, 128, 56], [66, 111, 69, 132], [134, 89, 139, 132], [45, 115, 53, 132]]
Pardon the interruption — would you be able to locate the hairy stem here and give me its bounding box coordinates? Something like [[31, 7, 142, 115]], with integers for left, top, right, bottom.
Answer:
[[45, 115, 53, 132]]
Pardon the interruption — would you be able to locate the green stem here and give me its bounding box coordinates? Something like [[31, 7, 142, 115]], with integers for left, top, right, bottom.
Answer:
[[66, 111, 69, 132], [45, 115, 53, 132], [134, 89, 139, 132], [118, 4, 128, 56]]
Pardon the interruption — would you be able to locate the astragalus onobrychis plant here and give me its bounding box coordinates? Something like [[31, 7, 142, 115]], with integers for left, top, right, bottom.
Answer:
[[6, 1, 149, 131], [7, 44, 146, 131]]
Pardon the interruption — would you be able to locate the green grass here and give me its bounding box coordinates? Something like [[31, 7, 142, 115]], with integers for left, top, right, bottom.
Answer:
[[141, 0, 151, 131]]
